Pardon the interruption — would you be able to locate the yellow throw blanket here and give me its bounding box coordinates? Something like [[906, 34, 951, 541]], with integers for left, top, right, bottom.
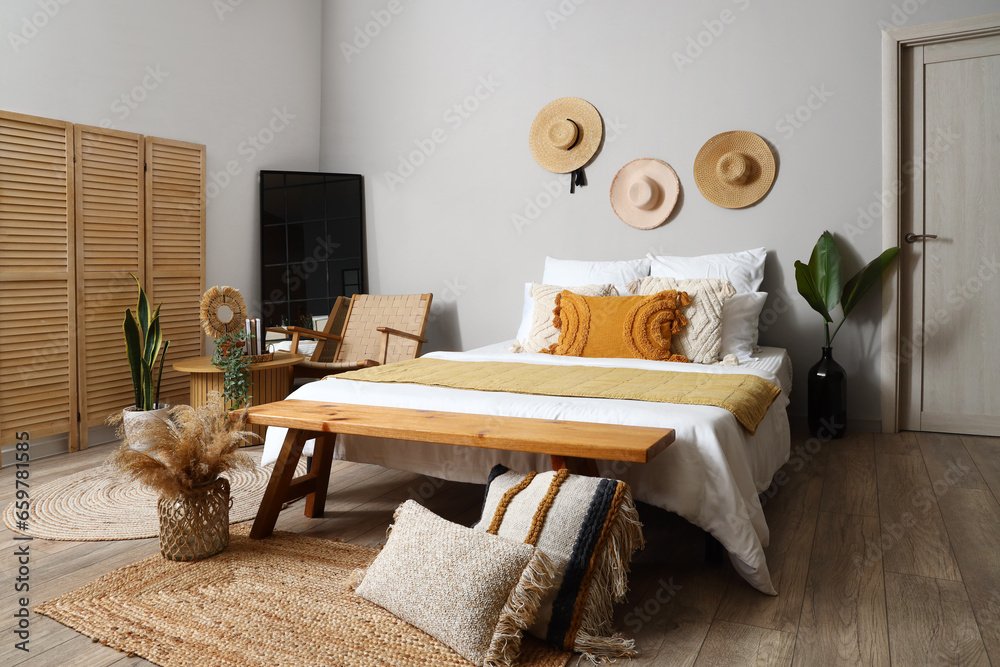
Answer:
[[335, 358, 781, 435]]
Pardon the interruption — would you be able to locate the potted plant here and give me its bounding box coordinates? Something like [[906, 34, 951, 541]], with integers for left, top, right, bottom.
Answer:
[[108, 391, 257, 561], [212, 330, 252, 409], [121, 274, 171, 448], [795, 231, 899, 439]]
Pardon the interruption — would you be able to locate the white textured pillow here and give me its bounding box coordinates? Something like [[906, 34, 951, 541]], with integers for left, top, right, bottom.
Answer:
[[514, 283, 618, 353], [647, 247, 766, 294], [629, 277, 736, 363], [515, 283, 534, 341], [720, 292, 767, 362], [542, 257, 650, 295], [355, 500, 555, 667]]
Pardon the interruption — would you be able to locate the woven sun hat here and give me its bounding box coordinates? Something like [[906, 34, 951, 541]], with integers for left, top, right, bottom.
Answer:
[[693, 131, 776, 209], [610, 158, 680, 229], [529, 97, 603, 174]]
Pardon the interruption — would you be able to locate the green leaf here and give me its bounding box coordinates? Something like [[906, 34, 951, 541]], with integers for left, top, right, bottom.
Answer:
[[154, 339, 169, 408], [795, 260, 832, 321], [807, 231, 842, 315], [140, 357, 154, 411], [123, 309, 143, 409], [131, 273, 150, 336], [144, 315, 162, 368], [841, 247, 901, 318]]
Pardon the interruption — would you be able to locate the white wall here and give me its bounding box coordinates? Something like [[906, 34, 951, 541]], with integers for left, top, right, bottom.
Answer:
[[0, 0, 323, 312], [318, 0, 999, 424]]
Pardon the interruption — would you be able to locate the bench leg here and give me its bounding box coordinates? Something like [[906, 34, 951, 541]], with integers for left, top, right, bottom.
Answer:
[[304, 433, 335, 518], [250, 428, 309, 539], [550, 455, 601, 477]]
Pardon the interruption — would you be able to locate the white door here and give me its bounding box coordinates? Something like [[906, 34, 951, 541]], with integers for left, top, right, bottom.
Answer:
[[899, 33, 1000, 436]]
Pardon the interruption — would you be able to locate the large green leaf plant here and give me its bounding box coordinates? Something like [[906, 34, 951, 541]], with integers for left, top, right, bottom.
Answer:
[[794, 231, 900, 348], [123, 274, 170, 411]]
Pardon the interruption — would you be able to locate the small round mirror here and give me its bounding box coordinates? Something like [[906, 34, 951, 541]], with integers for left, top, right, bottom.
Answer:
[[217, 304, 234, 324]]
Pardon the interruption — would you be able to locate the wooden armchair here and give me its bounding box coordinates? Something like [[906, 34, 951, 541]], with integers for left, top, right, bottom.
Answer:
[[278, 293, 433, 380]]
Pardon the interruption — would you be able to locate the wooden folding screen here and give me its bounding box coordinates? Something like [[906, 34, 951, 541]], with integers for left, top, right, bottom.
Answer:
[[0, 110, 204, 451], [0, 111, 78, 450], [145, 138, 205, 409], [74, 125, 145, 450]]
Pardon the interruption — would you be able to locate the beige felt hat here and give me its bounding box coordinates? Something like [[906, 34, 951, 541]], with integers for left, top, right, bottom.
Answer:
[[693, 131, 776, 209], [529, 97, 603, 174], [609, 158, 680, 230]]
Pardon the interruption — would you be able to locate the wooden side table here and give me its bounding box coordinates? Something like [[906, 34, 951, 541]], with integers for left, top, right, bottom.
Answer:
[[172, 353, 305, 442]]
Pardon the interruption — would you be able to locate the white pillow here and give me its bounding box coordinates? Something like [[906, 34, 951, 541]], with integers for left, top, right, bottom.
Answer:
[[515, 283, 534, 341], [542, 257, 650, 295], [720, 292, 767, 362], [647, 247, 766, 294]]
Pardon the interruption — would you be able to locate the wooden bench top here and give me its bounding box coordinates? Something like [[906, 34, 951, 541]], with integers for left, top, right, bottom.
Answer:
[[238, 399, 674, 464]]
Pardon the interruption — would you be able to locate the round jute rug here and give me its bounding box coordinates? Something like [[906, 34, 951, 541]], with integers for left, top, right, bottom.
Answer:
[[3, 449, 305, 541]]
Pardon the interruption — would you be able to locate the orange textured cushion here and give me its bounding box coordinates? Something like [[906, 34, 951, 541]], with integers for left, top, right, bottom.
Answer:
[[545, 290, 691, 362]]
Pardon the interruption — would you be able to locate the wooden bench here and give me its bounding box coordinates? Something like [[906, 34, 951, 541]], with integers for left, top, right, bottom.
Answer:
[[237, 399, 675, 539]]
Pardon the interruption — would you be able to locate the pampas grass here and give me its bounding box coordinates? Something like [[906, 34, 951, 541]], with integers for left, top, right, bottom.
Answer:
[[108, 392, 257, 497]]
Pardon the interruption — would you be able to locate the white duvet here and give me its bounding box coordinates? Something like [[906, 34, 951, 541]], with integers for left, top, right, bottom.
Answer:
[[262, 342, 792, 595]]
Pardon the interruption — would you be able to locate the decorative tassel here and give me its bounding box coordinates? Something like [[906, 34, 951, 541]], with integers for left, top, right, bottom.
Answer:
[[569, 167, 588, 193], [485, 549, 558, 667]]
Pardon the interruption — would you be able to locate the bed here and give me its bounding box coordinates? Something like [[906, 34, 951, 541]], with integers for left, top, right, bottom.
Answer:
[[261, 340, 792, 595]]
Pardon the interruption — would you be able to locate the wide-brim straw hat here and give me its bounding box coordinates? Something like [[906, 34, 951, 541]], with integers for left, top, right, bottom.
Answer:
[[693, 131, 775, 208], [610, 158, 680, 229], [529, 97, 603, 174]]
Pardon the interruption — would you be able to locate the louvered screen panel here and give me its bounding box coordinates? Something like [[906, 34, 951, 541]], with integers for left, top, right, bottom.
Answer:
[[0, 111, 77, 448], [74, 126, 144, 448], [145, 137, 205, 408]]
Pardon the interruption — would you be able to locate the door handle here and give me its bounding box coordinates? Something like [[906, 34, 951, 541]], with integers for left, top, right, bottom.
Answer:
[[904, 232, 938, 243]]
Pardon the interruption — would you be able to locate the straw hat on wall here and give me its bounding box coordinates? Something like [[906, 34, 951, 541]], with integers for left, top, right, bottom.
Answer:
[[609, 158, 680, 229], [693, 131, 775, 208], [529, 97, 603, 192]]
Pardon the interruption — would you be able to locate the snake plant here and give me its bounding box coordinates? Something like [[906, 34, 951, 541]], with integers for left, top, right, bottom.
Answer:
[[123, 274, 170, 411]]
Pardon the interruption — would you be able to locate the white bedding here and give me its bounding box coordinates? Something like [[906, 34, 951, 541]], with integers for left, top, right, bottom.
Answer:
[[262, 343, 792, 595]]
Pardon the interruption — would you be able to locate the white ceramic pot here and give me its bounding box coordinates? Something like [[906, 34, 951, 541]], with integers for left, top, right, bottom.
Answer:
[[122, 404, 170, 451]]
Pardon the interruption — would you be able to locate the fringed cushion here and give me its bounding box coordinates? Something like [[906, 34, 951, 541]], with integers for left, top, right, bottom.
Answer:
[[476, 465, 645, 662], [627, 277, 737, 363], [514, 283, 618, 354], [354, 500, 556, 667], [545, 290, 691, 362]]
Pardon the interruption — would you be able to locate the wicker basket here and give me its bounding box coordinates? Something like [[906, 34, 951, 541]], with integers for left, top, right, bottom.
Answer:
[[157, 477, 231, 562], [249, 352, 274, 363]]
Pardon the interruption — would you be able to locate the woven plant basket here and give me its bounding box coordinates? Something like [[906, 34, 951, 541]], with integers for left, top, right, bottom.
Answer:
[[157, 477, 232, 562]]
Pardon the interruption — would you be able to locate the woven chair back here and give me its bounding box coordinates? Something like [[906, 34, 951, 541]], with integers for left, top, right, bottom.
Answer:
[[335, 293, 432, 364], [314, 296, 351, 364]]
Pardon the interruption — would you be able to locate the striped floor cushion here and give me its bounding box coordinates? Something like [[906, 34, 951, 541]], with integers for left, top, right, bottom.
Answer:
[[475, 465, 644, 661]]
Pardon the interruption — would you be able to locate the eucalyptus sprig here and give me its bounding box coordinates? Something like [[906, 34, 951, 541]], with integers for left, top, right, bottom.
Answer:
[[212, 331, 252, 409]]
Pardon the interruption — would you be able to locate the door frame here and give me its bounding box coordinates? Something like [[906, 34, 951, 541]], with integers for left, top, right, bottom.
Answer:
[[880, 12, 1000, 432]]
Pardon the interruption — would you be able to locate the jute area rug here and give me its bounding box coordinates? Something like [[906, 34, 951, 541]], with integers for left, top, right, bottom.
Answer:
[[2, 449, 305, 541], [35, 524, 571, 667]]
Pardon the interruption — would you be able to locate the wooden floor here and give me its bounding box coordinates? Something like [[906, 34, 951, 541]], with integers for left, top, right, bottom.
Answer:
[[1, 427, 998, 666]]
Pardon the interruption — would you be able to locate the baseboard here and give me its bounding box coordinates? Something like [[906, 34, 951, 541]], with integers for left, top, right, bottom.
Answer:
[[1, 424, 119, 468]]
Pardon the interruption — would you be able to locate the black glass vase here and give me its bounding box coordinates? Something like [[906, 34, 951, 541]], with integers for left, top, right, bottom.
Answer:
[[807, 347, 846, 439]]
